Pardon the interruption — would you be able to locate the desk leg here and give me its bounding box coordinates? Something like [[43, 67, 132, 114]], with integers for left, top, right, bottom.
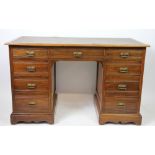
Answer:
[[95, 61, 104, 124], [50, 61, 56, 123]]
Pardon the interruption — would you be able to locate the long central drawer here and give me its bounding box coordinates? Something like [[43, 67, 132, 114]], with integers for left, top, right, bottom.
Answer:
[[49, 47, 105, 60]]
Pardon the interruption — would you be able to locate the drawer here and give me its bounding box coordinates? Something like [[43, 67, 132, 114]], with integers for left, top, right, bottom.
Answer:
[[104, 97, 139, 114], [105, 82, 139, 91], [50, 47, 105, 60], [14, 79, 49, 92], [105, 48, 145, 62], [12, 47, 48, 59], [13, 60, 49, 77], [14, 95, 50, 113], [106, 63, 141, 75]]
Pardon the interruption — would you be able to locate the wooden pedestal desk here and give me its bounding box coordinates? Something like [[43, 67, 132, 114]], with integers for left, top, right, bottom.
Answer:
[[6, 37, 149, 125]]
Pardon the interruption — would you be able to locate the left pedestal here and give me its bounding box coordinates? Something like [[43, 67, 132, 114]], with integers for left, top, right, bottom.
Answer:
[[9, 46, 55, 124]]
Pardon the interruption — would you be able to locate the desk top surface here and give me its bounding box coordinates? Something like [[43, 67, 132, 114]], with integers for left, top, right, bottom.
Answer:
[[6, 36, 149, 47]]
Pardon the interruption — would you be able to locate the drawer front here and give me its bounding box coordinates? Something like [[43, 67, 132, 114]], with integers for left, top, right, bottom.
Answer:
[[14, 96, 50, 113], [105, 48, 145, 62], [105, 82, 139, 91], [106, 63, 141, 75], [104, 97, 138, 114], [12, 47, 48, 59], [50, 47, 105, 60], [14, 79, 49, 91], [13, 61, 49, 77]]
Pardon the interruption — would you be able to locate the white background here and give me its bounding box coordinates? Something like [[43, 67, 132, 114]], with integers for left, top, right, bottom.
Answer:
[[0, 0, 155, 155], [0, 29, 155, 126]]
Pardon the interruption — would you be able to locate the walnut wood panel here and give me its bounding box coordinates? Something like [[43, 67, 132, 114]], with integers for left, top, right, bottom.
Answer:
[[105, 91, 139, 97], [14, 91, 49, 96], [13, 60, 49, 77], [105, 58, 143, 63], [99, 114, 142, 125], [51, 62, 56, 108], [11, 114, 54, 124], [96, 62, 104, 111]]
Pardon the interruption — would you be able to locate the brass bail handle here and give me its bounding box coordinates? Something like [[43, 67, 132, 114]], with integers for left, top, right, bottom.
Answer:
[[117, 84, 127, 90], [27, 83, 36, 89], [28, 101, 36, 105], [27, 66, 36, 72], [119, 67, 128, 73], [117, 102, 125, 106], [73, 51, 83, 58], [120, 52, 129, 58], [26, 51, 35, 57]]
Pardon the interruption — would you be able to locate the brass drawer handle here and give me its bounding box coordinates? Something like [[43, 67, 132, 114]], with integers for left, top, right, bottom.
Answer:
[[26, 51, 35, 57], [117, 102, 125, 106], [28, 101, 36, 105], [27, 83, 36, 89], [73, 51, 83, 58], [27, 66, 36, 72], [117, 84, 127, 90], [120, 52, 129, 58], [119, 67, 128, 73]]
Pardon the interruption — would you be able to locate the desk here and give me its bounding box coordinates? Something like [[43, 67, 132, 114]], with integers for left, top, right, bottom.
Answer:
[[6, 37, 149, 125]]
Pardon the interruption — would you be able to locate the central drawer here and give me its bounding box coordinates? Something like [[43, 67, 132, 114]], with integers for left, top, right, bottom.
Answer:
[[14, 79, 49, 92], [50, 47, 105, 60]]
